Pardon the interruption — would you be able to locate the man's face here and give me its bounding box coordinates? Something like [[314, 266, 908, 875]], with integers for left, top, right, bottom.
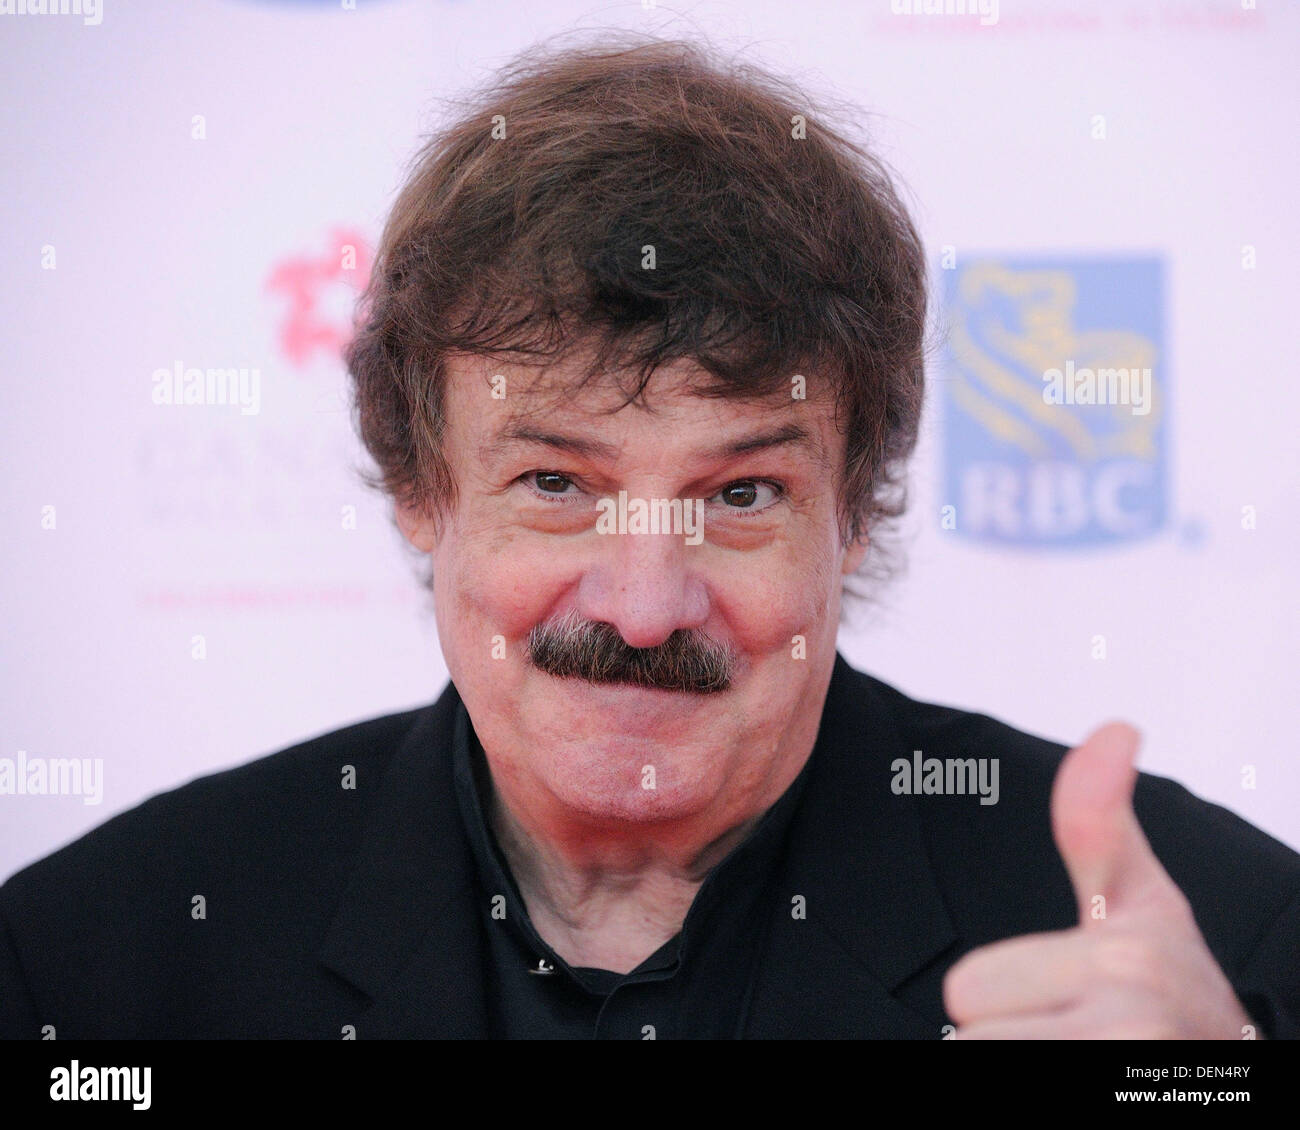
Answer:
[[399, 354, 867, 833]]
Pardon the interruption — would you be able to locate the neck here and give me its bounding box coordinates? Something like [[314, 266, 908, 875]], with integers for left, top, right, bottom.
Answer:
[[487, 786, 769, 974]]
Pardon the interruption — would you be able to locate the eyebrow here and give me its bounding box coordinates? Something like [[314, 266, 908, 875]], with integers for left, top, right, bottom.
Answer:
[[488, 421, 821, 463]]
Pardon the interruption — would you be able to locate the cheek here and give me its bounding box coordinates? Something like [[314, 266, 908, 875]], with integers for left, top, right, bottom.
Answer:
[[707, 530, 841, 652], [432, 518, 578, 652]]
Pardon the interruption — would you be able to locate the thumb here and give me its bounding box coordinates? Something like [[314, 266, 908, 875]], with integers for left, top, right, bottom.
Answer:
[[1050, 722, 1172, 924]]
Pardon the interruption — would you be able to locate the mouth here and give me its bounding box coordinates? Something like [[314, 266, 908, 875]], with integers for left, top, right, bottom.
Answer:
[[549, 679, 723, 734], [545, 670, 732, 696]]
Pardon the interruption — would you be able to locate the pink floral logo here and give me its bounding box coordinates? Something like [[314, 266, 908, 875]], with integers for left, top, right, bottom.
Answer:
[[265, 227, 372, 368]]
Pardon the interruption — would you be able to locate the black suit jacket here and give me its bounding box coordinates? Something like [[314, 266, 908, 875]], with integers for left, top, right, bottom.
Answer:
[[2, 654, 1297, 1039]]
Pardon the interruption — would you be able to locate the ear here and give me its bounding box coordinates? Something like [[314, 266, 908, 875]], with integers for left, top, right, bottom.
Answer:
[[395, 499, 439, 553], [841, 533, 869, 575]]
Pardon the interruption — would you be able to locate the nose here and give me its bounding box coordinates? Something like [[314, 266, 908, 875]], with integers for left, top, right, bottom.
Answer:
[[574, 521, 710, 649]]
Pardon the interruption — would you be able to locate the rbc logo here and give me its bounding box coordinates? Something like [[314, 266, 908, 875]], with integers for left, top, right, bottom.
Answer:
[[941, 258, 1166, 547]]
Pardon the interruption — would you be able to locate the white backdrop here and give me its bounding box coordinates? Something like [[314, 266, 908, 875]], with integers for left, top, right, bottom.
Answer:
[[3, 0, 1297, 882]]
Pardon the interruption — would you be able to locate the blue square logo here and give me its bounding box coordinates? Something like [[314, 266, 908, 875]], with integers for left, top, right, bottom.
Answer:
[[941, 257, 1166, 548]]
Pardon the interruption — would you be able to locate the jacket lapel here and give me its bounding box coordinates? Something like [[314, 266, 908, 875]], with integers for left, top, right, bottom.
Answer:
[[316, 683, 491, 1038], [744, 654, 959, 1038]]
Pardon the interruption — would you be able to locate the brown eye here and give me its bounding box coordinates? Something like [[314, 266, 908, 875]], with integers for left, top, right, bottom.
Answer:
[[532, 472, 574, 494], [714, 481, 779, 509]]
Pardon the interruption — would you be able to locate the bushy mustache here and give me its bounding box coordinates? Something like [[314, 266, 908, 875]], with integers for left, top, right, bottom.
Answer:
[[527, 610, 735, 693]]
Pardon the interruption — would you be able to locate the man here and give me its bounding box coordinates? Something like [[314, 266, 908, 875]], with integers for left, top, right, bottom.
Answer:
[[2, 36, 1296, 1040]]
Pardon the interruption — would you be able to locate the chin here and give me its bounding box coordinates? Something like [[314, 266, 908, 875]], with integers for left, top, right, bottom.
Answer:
[[543, 763, 712, 826]]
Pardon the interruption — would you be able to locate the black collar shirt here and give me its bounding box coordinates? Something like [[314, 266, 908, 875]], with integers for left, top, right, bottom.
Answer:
[[451, 701, 814, 1039]]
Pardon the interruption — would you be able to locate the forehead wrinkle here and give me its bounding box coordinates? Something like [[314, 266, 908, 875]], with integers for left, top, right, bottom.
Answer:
[[714, 422, 829, 467], [481, 420, 831, 478], [473, 370, 835, 470], [484, 421, 622, 463]]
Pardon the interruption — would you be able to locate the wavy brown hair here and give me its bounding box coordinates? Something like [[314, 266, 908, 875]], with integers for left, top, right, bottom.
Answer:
[[344, 32, 928, 603]]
